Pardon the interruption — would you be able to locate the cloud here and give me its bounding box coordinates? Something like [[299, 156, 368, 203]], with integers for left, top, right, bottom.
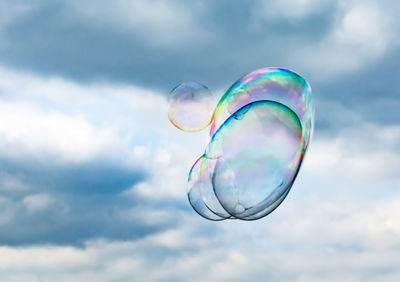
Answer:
[[0, 63, 397, 279], [0, 0, 398, 120], [22, 193, 55, 213], [0, 0, 35, 49], [0, 65, 200, 245], [0, 0, 399, 280], [306, 123, 400, 182], [252, 0, 335, 21], [70, 0, 209, 47], [294, 1, 396, 78], [0, 101, 120, 164], [1, 184, 400, 282], [0, 1, 32, 30]]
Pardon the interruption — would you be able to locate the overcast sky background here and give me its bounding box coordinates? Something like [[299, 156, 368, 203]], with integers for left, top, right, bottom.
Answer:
[[0, 0, 399, 281]]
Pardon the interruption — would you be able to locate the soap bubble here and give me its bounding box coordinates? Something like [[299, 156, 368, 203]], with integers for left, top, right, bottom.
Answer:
[[210, 68, 313, 148], [207, 101, 305, 220], [187, 155, 231, 219], [168, 82, 215, 132], [178, 67, 314, 221], [227, 89, 251, 115]]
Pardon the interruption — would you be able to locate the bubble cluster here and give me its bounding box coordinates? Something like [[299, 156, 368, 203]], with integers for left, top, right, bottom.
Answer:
[[175, 67, 313, 221], [168, 82, 215, 132]]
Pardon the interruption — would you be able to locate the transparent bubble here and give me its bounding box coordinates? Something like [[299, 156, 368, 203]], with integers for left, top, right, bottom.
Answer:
[[187, 155, 232, 219], [182, 67, 314, 221], [187, 156, 225, 221], [227, 89, 251, 115], [207, 101, 305, 220], [210, 68, 314, 148], [168, 82, 215, 132]]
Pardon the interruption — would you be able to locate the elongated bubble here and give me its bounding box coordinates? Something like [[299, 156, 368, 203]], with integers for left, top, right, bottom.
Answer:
[[207, 101, 305, 220]]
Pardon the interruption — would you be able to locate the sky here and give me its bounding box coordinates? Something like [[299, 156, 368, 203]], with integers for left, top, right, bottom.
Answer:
[[0, 0, 399, 281]]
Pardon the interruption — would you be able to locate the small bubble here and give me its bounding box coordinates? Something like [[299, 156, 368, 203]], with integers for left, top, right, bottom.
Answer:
[[168, 82, 215, 132]]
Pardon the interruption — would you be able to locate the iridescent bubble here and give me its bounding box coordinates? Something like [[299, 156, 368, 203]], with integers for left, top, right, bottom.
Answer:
[[207, 101, 305, 220], [182, 67, 314, 221], [227, 89, 251, 115], [187, 156, 225, 221], [168, 82, 215, 132], [187, 155, 232, 219], [210, 68, 314, 148]]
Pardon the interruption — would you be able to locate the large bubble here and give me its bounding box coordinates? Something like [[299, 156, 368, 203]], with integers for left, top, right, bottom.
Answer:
[[207, 101, 305, 220], [168, 82, 215, 132], [172, 67, 314, 221], [210, 67, 313, 148]]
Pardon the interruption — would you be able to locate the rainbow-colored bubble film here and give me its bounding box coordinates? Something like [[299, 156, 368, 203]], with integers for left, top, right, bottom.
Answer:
[[207, 101, 305, 220], [187, 155, 231, 220], [168, 82, 215, 132], [210, 68, 313, 148], [172, 67, 314, 221]]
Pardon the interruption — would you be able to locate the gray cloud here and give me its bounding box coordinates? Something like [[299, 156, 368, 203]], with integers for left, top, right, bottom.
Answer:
[[0, 66, 191, 246], [0, 0, 399, 132], [0, 153, 163, 245], [0, 0, 345, 89]]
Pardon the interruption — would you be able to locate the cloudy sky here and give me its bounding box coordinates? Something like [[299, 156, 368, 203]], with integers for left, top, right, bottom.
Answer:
[[0, 0, 399, 281]]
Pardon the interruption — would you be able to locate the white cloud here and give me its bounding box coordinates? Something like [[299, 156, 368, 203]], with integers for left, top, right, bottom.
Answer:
[[305, 123, 400, 182], [126, 140, 207, 200], [0, 101, 119, 164], [295, 1, 395, 77], [0, 66, 177, 167]]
